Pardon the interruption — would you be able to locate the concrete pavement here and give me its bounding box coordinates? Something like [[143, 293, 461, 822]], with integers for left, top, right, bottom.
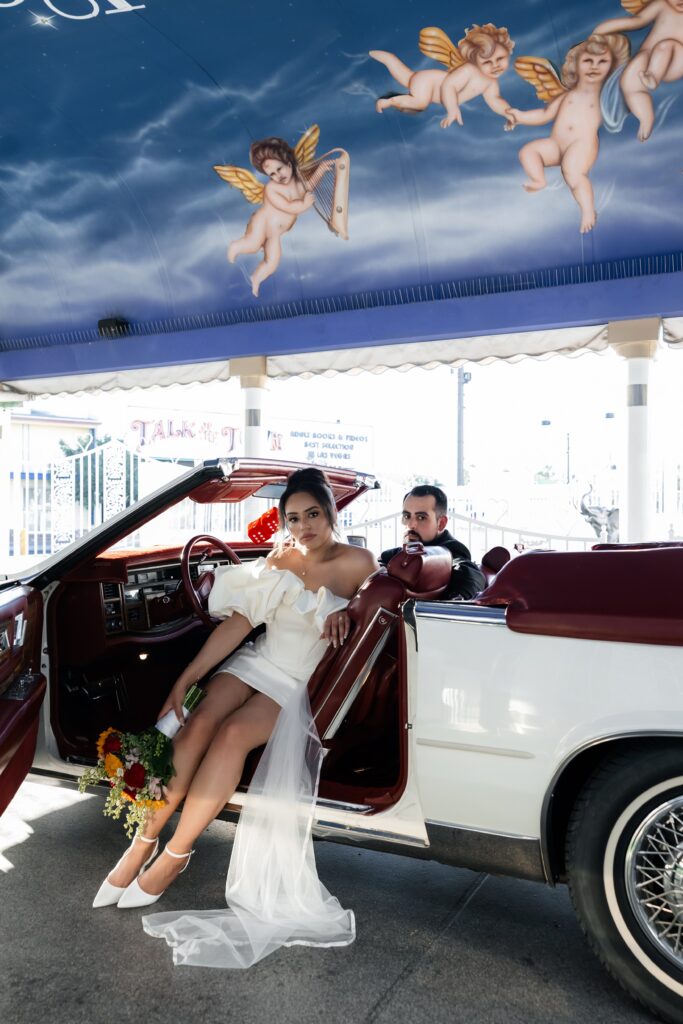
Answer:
[[0, 779, 652, 1024]]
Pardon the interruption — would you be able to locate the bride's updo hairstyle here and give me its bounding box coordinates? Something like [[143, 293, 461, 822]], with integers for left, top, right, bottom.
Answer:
[[278, 467, 338, 542]]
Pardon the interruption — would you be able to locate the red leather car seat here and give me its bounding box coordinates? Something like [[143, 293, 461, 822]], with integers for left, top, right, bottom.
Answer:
[[242, 546, 453, 795], [309, 544, 452, 741]]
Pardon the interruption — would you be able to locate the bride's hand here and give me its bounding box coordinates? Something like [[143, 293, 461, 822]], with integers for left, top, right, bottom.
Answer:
[[321, 609, 351, 649], [157, 670, 196, 725]]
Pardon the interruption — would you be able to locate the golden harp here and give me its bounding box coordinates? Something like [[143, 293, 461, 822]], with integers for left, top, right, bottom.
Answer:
[[300, 148, 350, 240]]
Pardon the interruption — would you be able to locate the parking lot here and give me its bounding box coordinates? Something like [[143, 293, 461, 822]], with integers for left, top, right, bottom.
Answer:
[[1, 779, 653, 1024]]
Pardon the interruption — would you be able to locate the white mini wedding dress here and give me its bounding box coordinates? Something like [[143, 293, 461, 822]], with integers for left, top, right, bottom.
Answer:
[[142, 558, 356, 968]]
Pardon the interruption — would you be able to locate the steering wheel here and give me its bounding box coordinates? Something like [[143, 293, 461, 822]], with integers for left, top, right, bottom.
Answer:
[[181, 534, 241, 628]]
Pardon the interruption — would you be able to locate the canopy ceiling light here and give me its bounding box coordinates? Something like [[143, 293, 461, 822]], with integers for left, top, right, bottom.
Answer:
[[97, 318, 130, 340]]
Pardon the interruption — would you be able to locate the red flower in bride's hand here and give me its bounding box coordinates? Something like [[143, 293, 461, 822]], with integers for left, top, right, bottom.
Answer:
[[103, 733, 122, 754], [123, 762, 145, 790]]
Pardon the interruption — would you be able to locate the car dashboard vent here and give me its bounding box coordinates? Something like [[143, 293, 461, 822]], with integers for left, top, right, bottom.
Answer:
[[101, 582, 123, 634]]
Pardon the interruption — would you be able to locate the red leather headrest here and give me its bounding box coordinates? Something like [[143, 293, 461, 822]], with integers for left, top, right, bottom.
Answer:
[[481, 546, 511, 574], [480, 545, 511, 585], [386, 543, 452, 598]]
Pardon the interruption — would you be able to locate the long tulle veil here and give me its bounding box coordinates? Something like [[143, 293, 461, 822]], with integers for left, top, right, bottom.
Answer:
[[142, 683, 355, 967]]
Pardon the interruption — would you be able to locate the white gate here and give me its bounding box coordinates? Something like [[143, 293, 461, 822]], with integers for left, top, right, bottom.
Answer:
[[7, 441, 182, 560]]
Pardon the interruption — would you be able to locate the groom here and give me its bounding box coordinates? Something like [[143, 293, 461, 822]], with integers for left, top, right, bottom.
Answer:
[[379, 485, 485, 601]]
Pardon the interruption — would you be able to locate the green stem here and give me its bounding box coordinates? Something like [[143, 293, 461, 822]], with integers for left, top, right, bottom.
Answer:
[[183, 684, 205, 714]]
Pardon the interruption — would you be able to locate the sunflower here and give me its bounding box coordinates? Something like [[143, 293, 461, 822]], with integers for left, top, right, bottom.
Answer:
[[104, 753, 123, 778], [96, 727, 121, 760]]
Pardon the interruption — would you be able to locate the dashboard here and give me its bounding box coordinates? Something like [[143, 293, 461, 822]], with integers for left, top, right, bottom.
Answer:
[[100, 560, 225, 635]]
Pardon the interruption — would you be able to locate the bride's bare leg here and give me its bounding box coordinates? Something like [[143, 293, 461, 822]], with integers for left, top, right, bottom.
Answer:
[[107, 673, 254, 887], [137, 691, 280, 895]]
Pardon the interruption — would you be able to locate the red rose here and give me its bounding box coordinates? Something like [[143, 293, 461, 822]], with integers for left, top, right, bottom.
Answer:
[[104, 733, 122, 754], [123, 762, 146, 790]]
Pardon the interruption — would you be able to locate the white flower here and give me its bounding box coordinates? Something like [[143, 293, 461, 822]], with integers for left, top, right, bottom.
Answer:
[[148, 777, 162, 800]]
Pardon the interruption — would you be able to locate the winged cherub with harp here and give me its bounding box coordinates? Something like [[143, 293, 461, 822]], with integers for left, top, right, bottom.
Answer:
[[214, 127, 349, 297], [594, 0, 683, 140], [505, 34, 630, 233], [370, 24, 514, 128]]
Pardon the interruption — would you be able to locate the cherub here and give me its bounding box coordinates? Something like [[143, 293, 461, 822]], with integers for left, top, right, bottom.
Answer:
[[505, 33, 630, 233], [213, 127, 332, 297], [594, 0, 683, 140], [370, 24, 514, 128]]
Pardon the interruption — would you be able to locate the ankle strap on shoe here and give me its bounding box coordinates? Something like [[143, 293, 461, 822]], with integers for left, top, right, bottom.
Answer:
[[164, 845, 194, 860], [135, 834, 158, 844]]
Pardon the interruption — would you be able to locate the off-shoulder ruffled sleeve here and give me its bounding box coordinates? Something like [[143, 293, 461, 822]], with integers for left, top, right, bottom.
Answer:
[[208, 558, 299, 628], [295, 586, 349, 633]]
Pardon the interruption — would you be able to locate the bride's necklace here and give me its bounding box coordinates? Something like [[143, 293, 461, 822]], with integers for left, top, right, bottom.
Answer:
[[299, 541, 337, 577]]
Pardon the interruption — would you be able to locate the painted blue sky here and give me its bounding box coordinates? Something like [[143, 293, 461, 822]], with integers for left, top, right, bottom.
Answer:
[[0, 0, 681, 341]]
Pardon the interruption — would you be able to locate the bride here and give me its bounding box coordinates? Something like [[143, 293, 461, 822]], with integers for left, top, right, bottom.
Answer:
[[92, 466, 378, 968]]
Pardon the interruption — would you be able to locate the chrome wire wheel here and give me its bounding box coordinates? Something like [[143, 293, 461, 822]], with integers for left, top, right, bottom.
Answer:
[[568, 747, 683, 1024], [626, 797, 683, 970]]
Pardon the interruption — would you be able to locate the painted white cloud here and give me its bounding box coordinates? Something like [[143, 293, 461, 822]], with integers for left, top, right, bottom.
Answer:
[[1, 30, 681, 341]]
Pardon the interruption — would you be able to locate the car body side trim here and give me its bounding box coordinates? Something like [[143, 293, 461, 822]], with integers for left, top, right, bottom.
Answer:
[[414, 603, 506, 625], [315, 796, 373, 814], [311, 820, 545, 882], [416, 737, 535, 759], [313, 820, 429, 848], [425, 820, 545, 882]]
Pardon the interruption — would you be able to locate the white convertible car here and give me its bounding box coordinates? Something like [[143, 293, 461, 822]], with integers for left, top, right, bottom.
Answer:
[[1, 459, 682, 1022]]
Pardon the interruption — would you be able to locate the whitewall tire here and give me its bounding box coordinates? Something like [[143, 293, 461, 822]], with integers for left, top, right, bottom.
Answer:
[[567, 744, 683, 1024]]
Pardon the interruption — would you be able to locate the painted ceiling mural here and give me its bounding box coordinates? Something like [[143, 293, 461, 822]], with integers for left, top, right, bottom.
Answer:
[[1, 0, 682, 365]]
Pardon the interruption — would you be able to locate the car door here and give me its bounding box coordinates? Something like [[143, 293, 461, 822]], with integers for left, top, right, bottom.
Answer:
[[307, 578, 429, 848], [0, 585, 46, 817]]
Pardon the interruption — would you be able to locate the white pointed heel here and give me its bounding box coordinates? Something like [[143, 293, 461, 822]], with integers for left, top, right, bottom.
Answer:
[[117, 844, 195, 910], [92, 834, 159, 908]]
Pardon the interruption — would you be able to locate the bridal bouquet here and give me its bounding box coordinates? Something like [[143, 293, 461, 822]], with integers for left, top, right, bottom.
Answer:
[[78, 684, 205, 837]]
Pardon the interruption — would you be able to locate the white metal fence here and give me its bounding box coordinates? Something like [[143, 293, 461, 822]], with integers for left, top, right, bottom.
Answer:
[[344, 507, 596, 561], [6, 441, 187, 561], [4, 443, 596, 571]]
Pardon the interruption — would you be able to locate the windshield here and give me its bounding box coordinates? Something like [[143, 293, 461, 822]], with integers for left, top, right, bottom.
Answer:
[[108, 495, 247, 551]]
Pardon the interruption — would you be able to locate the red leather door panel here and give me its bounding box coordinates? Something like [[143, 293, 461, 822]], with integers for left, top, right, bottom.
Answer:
[[0, 586, 45, 817]]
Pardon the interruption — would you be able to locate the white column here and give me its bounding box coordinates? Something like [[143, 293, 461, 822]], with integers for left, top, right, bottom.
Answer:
[[230, 355, 269, 459], [0, 402, 21, 570], [608, 318, 660, 543], [243, 385, 266, 459], [230, 356, 269, 536]]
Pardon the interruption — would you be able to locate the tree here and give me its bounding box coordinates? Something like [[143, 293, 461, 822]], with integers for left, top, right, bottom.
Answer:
[[403, 474, 445, 489], [534, 464, 558, 485]]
